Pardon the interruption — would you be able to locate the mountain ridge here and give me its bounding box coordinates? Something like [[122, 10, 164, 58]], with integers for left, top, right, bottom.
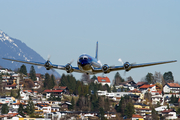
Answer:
[[0, 30, 61, 78]]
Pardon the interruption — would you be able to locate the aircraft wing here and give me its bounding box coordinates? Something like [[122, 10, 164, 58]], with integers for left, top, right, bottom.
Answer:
[[92, 60, 177, 73], [2, 57, 82, 72], [109, 60, 177, 72], [2, 58, 46, 66]]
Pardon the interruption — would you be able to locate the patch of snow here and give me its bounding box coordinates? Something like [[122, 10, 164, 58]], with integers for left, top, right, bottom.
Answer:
[[13, 43, 18, 47], [23, 55, 30, 62]]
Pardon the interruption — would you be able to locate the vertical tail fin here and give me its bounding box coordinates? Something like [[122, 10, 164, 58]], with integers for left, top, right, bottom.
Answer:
[[95, 41, 98, 60]]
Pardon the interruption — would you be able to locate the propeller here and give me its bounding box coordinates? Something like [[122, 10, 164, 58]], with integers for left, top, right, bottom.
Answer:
[[118, 58, 128, 76], [98, 60, 102, 66], [118, 58, 124, 65], [47, 54, 51, 61], [69, 59, 74, 65]]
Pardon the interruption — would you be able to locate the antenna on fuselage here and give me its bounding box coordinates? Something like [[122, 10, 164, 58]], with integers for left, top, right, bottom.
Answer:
[[95, 41, 98, 60]]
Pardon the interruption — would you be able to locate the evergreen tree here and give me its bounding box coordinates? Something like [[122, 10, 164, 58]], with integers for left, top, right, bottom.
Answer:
[[19, 64, 27, 75], [26, 96, 35, 115], [29, 66, 36, 81], [1, 104, 9, 114], [91, 75, 97, 81], [60, 74, 76, 93], [152, 107, 159, 120], [163, 71, 174, 83], [124, 102, 134, 118], [16, 89, 21, 99], [44, 73, 51, 89], [10, 90, 15, 97], [112, 85, 117, 92], [99, 107, 105, 120], [145, 73, 155, 84], [18, 103, 25, 117], [114, 72, 124, 85], [69, 97, 75, 110], [50, 74, 56, 89], [104, 97, 110, 111]]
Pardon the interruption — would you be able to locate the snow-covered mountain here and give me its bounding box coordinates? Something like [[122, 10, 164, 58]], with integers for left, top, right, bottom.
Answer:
[[0, 30, 61, 78]]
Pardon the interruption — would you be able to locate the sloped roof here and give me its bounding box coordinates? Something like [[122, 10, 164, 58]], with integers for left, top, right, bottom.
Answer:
[[136, 82, 146, 86], [13, 102, 26, 105], [162, 109, 174, 113], [167, 83, 180, 88], [139, 84, 155, 89], [97, 76, 110, 83], [132, 114, 143, 118], [44, 89, 63, 93]]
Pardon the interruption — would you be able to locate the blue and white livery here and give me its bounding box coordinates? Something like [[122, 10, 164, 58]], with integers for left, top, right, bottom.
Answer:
[[2, 42, 177, 75]]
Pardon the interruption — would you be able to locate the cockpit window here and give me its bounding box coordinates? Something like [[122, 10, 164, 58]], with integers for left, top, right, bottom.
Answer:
[[79, 56, 88, 60]]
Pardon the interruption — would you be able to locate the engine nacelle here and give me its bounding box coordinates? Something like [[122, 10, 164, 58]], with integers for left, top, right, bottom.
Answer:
[[102, 64, 110, 73], [65, 63, 73, 73], [123, 62, 132, 71], [44, 60, 52, 70]]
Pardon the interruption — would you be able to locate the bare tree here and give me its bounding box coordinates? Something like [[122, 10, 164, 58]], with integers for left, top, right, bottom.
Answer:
[[154, 71, 162, 84]]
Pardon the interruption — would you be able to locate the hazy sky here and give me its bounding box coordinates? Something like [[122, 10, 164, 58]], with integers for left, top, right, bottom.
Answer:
[[1, 0, 179, 83]]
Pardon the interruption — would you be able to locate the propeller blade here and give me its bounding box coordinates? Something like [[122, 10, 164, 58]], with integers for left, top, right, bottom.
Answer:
[[69, 59, 74, 64], [98, 60, 102, 66], [124, 71, 126, 76], [47, 54, 51, 61], [118, 58, 124, 65]]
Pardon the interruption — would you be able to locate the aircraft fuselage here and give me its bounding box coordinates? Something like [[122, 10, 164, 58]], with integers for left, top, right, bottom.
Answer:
[[77, 54, 101, 73]]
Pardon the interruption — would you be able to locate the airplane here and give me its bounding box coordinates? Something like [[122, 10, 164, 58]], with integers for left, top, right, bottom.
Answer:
[[2, 42, 177, 75]]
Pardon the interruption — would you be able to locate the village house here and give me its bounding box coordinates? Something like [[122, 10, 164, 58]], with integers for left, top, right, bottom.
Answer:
[[161, 109, 177, 119], [94, 76, 111, 86], [12, 102, 26, 109], [43, 89, 63, 99], [132, 114, 144, 120], [139, 84, 156, 94], [117, 79, 137, 90], [163, 83, 180, 93]]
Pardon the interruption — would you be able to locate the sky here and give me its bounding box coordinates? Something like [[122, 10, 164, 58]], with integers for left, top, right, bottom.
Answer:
[[0, 0, 179, 83]]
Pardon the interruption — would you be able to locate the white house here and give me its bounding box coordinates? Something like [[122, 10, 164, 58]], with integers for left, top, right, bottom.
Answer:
[[161, 109, 177, 119], [139, 84, 156, 94], [151, 95, 163, 105], [155, 106, 167, 114], [97, 90, 107, 96], [163, 83, 180, 93], [94, 76, 111, 86]]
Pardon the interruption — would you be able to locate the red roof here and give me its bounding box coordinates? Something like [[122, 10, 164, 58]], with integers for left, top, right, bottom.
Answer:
[[162, 109, 173, 113], [44, 90, 63, 93], [139, 84, 155, 89], [167, 83, 180, 88], [178, 98, 180, 103], [13, 103, 26, 105], [97, 76, 110, 83], [132, 114, 143, 118], [5, 113, 18, 117]]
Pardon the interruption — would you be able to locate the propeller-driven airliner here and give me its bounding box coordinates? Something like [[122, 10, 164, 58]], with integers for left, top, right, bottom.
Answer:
[[2, 42, 177, 75]]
